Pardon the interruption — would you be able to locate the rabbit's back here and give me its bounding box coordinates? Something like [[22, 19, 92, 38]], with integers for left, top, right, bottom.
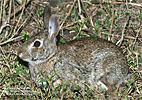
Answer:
[[39, 37, 129, 89], [58, 37, 124, 67]]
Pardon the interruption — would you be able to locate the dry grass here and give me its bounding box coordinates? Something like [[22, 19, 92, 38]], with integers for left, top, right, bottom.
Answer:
[[0, 0, 142, 99]]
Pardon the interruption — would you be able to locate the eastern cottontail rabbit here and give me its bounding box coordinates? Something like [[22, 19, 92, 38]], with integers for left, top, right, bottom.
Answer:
[[17, 6, 130, 90]]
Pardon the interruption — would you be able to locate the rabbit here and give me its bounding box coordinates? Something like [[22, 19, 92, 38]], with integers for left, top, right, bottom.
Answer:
[[17, 6, 130, 90]]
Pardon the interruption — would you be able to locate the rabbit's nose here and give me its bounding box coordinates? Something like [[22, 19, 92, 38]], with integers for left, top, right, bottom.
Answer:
[[18, 53, 23, 58]]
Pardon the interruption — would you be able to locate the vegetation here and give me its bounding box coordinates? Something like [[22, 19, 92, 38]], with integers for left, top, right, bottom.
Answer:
[[0, 0, 142, 99]]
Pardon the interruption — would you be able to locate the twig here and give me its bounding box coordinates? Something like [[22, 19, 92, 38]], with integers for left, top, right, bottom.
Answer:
[[82, 1, 93, 5], [78, 0, 81, 14], [116, 16, 129, 46], [91, 1, 142, 7], [7, 0, 12, 23], [0, 46, 13, 74], [0, 22, 11, 34], [74, 0, 86, 39], [13, 0, 27, 36], [0, 0, 34, 46], [102, 33, 138, 40], [0, 16, 30, 46], [19, 74, 30, 83], [91, 1, 125, 4], [0, 35, 23, 46], [16, 0, 23, 5], [135, 51, 139, 69], [0, 0, 3, 22], [62, 20, 82, 29], [133, 27, 141, 46], [108, 2, 114, 42], [11, 0, 31, 18], [133, 27, 141, 69], [60, 0, 76, 29], [2, 0, 13, 40], [2, 0, 6, 23], [80, 0, 94, 30], [128, 2, 142, 7]]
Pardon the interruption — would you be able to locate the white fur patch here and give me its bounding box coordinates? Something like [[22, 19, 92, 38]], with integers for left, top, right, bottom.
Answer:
[[32, 59, 47, 65], [23, 58, 32, 63], [88, 70, 95, 85], [96, 81, 108, 90]]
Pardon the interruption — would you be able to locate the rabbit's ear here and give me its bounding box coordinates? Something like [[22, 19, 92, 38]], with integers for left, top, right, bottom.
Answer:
[[48, 14, 59, 40], [43, 6, 51, 30]]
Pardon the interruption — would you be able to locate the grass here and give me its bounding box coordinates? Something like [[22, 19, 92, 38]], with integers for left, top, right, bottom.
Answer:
[[0, 0, 142, 99]]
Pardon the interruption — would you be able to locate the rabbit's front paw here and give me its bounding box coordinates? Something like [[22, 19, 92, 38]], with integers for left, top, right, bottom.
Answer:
[[36, 75, 48, 86]]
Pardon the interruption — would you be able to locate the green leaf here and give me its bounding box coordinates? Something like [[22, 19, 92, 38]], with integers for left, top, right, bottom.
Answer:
[[20, 78, 25, 84], [133, 62, 137, 67], [76, 85, 81, 90], [59, 38, 66, 44], [90, 34, 98, 38], [23, 34, 29, 41], [7, 81, 14, 86], [117, 92, 121, 97], [21, 30, 27, 34], [127, 57, 133, 62], [125, 94, 128, 99]]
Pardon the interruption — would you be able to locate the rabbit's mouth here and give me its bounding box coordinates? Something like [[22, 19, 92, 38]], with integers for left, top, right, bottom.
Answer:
[[31, 52, 56, 65], [30, 57, 47, 64], [19, 56, 45, 65]]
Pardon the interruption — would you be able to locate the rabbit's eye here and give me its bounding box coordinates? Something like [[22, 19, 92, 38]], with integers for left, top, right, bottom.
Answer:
[[34, 41, 41, 47]]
